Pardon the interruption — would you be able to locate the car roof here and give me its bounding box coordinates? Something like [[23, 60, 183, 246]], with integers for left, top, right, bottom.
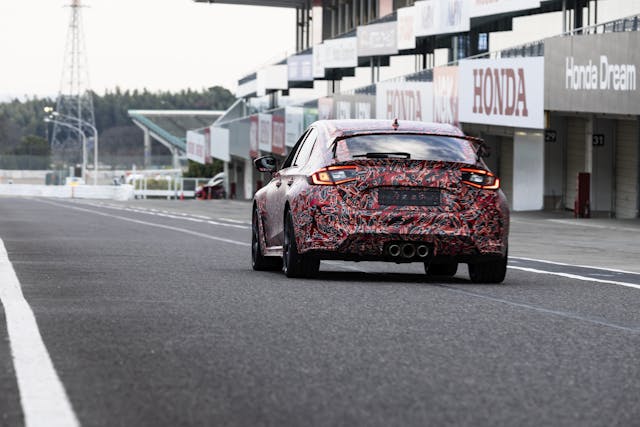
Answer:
[[313, 119, 465, 140]]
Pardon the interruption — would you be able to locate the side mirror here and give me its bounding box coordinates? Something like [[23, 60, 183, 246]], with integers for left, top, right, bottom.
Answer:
[[254, 155, 277, 173]]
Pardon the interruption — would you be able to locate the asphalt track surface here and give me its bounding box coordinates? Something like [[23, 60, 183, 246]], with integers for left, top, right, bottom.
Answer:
[[1, 197, 640, 427]]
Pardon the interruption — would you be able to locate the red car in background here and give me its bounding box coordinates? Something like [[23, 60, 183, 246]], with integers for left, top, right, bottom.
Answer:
[[251, 119, 509, 283], [195, 172, 226, 199]]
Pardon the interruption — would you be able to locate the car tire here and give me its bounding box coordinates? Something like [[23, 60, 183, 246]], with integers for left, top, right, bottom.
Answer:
[[425, 262, 458, 277], [283, 210, 320, 278], [468, 251, 507, 284], [252, 208, 282, 271]]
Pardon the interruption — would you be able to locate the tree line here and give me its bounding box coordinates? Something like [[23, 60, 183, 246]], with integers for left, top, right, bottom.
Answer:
[[0, 86, 235, 172]]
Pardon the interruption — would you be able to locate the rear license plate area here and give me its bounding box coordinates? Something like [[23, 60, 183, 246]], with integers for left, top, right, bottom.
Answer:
[[378, 188, 441, 206]]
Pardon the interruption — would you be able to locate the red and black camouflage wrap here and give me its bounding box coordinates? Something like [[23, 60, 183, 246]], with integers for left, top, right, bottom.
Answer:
[[253, 119, 509, 263], [288, 159, 509, 259]]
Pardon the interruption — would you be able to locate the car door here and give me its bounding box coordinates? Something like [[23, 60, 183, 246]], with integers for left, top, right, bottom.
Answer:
[[268, 128, 319, 247], [262, 129, 309, 247]]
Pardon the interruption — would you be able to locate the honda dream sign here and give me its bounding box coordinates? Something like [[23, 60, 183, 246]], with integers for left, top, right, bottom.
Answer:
[[545, 32, 640, 115], [565, 56, 636, 92], [459, 57, 545, 129]]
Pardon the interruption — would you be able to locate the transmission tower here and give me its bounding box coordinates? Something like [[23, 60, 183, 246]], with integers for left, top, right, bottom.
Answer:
[[51, 0, 96, 170]]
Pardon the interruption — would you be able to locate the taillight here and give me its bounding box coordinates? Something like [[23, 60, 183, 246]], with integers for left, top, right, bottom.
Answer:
[[460, 168, 500, 190], [310, 165, 358, 185]]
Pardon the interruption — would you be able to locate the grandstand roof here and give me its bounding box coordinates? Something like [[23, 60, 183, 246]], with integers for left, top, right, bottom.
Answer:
[[128, 110, 224, 152]]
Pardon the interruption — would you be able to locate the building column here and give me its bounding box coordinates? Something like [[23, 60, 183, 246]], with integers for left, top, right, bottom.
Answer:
[[585, 115, 594, 173], [171, 147, 180, 170], [143, 128, 151, 169], [223, 161, 230, 199], [244, 158, 253, 200]]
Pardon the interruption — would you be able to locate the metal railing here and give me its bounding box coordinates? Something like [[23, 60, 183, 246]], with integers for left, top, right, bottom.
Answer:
[[567, 14, 640, 35]]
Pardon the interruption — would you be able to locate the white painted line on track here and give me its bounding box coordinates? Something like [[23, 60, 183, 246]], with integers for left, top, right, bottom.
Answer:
[[441, 284, 639, 333], [511, 256, 640, 276], [508, 266, 640, 290], [39, 199, 250, 247], [547, 219, 640, 233], [34, 200, 640, 292], [70, 200, 249, 229], [0, 239, 80, 427]]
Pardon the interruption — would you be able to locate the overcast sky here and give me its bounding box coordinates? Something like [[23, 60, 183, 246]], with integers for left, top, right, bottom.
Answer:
[[0, 0, 295, 100]]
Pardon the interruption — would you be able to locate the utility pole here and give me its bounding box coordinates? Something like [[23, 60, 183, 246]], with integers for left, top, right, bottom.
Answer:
[[51, 0, 96, 180]]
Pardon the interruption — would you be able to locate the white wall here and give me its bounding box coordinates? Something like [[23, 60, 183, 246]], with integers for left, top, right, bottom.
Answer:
[[513, 131, 544, 211], [0, 184, 134, 201]]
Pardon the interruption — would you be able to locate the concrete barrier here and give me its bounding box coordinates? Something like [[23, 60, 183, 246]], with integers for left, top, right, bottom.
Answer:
[[0, 184, 134, 200]]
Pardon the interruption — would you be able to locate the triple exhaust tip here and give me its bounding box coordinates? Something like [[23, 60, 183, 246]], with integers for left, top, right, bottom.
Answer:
[[388, 243, 429, 258]]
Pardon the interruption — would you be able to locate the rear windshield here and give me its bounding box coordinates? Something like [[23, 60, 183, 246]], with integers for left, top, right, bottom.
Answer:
[[335, 134, 477, 164]]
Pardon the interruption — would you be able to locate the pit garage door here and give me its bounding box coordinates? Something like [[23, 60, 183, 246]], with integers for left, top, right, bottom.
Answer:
[[615, 119, 639, 218]]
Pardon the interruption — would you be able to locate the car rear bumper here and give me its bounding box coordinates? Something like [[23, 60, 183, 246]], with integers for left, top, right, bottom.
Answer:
[[295, 205, 508, 260]]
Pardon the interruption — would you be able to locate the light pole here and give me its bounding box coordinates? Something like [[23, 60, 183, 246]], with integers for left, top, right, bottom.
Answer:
[[45, 108, 99, 185], [44, 117, 87, 181]]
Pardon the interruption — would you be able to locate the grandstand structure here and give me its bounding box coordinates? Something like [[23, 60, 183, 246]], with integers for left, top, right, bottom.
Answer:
[[183, 0, 639, 219], [128, 110, 224, 169]]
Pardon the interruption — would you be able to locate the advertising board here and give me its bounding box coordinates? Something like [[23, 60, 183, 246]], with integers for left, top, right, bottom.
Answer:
[[470, 0, 540, 18], [258, 114, 272, 152], [285, 106, 304, 147], [313, 44, 326, 78], [288, 54, 313, 81], [272, 115, 286, 156], [357, 21, 398, 57], [397, 6, 416, 51], [323, 37, 358, 69], [257, 65, 288, 97], [186, 130, 206, 164], [544, 32, 640, 115], [332, 94, 375, 120], [210, 127, 230, 163], [414, 0, 470, 37], [376, 81, 433, 122], [433, 66, 459, 126], [318, 97, 334, 120], [459, 57, 545, 129]]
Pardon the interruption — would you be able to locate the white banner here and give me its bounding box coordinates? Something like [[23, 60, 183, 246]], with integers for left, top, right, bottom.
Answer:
[[376, 81, 433, 122], [323, 37, 358, 69], [459, 57, 545, 129], [257, 65, 288, 97], [355, 102, 372, 119], [357, 21, 398, 57], [210, 127, 230, 162], [470, 0, 540, 18], [313, 44, 326, 78], [186, 130, 206, 164], [285, 106, 304, 147], [414, 0, 469, 37], [397, 6, 416, 51], [258, 114, 272, 152], [336, 101, 351, 119]]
